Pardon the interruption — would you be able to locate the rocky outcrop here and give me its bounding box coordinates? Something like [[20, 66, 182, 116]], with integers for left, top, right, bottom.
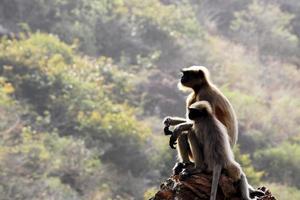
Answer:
[[150, 172, 276, 200]]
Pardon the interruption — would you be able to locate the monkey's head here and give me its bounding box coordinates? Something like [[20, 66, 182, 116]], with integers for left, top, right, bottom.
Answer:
[[188, 101, 213, 120], [179, 66, 210, 90]]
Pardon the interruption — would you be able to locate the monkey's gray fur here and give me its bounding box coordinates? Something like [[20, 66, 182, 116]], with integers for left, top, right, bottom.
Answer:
[[168, 101, 262, 200]]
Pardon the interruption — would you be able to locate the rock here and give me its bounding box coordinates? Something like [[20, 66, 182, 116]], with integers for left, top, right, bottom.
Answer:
[[149, 172, 276, 200]]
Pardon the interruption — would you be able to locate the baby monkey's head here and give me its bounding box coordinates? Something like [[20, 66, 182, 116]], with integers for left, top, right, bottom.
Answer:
[[188, 101, 213, 120]]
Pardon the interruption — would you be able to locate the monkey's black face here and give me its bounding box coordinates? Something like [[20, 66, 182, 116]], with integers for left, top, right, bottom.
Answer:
[[180, 70, 205, 87], [188, 108, 208, 120], [180, 71, 190, 84]]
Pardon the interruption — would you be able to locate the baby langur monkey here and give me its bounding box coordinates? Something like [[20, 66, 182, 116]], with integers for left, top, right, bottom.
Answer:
[[170, 101, 262, 200]]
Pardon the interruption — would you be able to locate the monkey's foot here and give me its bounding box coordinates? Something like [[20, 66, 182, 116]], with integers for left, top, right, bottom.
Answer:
[[180, 167, 205, 179], [173, 162, 184, 175], [250, 188, 265, 198], [172, 162, 194, 175]]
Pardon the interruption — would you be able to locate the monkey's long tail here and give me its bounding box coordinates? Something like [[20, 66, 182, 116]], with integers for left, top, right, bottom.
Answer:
[[210, 164, 222, 200]]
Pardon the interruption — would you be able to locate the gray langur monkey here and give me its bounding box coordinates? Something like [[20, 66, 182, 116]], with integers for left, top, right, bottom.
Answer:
[[168, 101, 263, 200], [163, 66, 238, 172]]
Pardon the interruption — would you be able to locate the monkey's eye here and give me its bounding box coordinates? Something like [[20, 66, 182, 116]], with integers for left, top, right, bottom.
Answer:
[[181, 71, 189, 78]]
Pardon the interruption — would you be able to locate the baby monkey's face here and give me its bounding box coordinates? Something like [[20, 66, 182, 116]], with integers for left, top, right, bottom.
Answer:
[[188, 108, 208, 120]]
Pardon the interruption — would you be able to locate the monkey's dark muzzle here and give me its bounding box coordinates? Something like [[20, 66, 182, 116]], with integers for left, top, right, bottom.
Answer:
[[181, 77, 188, 84]]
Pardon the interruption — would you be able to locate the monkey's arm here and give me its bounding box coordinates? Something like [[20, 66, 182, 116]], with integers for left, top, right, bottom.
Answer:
[[169, 122, 193, 149], [173, 122, 193, 138], [163, 116, 187, 126], [163, 117, 188, 137]]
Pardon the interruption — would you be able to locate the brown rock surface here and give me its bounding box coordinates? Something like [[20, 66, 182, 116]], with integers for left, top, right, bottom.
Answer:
[[149, 172, 276, 200]]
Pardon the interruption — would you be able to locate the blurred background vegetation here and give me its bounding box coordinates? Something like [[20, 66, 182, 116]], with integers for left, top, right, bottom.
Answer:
[[0, 0, 299, 199]]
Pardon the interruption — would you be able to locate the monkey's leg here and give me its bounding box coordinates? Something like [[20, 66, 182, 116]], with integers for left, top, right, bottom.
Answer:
[[177, 134, 190, 163], [210, 164, 222, 200], [239, 173, 265, 200], [171, 123, 194, 175], [226, 161, 242, 181], [227, 163, 259, 200], [180, 131, 206, 177], [239, 173, 255, 200], [173, 134, 191, 175], [187, 131, 204, 170]]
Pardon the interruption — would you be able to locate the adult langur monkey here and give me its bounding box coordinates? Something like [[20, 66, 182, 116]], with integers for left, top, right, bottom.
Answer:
[[168, 101, 263, 200], [164, 66, 238, 172]]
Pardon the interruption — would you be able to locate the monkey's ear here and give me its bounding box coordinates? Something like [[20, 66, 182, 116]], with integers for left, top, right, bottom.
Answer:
[[197, 70, 205, 78], [202, 108, 209, 116]]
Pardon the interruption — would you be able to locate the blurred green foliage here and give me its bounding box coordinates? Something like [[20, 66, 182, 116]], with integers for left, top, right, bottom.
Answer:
[[0, 0, 202, 62], [231, 0, 298, 59], [254, 141, 300, 188], [0, 127, 101, 200], [0, 33, 155, 199], [234, 146, 263, 185], [264, 182, 300, 200]]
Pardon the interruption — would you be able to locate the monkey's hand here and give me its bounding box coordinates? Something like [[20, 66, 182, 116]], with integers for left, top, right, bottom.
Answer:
[[164, 126, 173, 136], [163, 117, 172, 127], [169, 126, 182, 149], [169, 133, 177, 149]]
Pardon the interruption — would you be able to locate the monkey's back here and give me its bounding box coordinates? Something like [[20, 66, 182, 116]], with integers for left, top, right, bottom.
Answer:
[[194, 118, 234, 171], [187, 86, 238, 147]]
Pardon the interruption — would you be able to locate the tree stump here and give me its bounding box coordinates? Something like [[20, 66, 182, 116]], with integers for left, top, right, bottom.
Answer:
[[149, 172, 276, 200]]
